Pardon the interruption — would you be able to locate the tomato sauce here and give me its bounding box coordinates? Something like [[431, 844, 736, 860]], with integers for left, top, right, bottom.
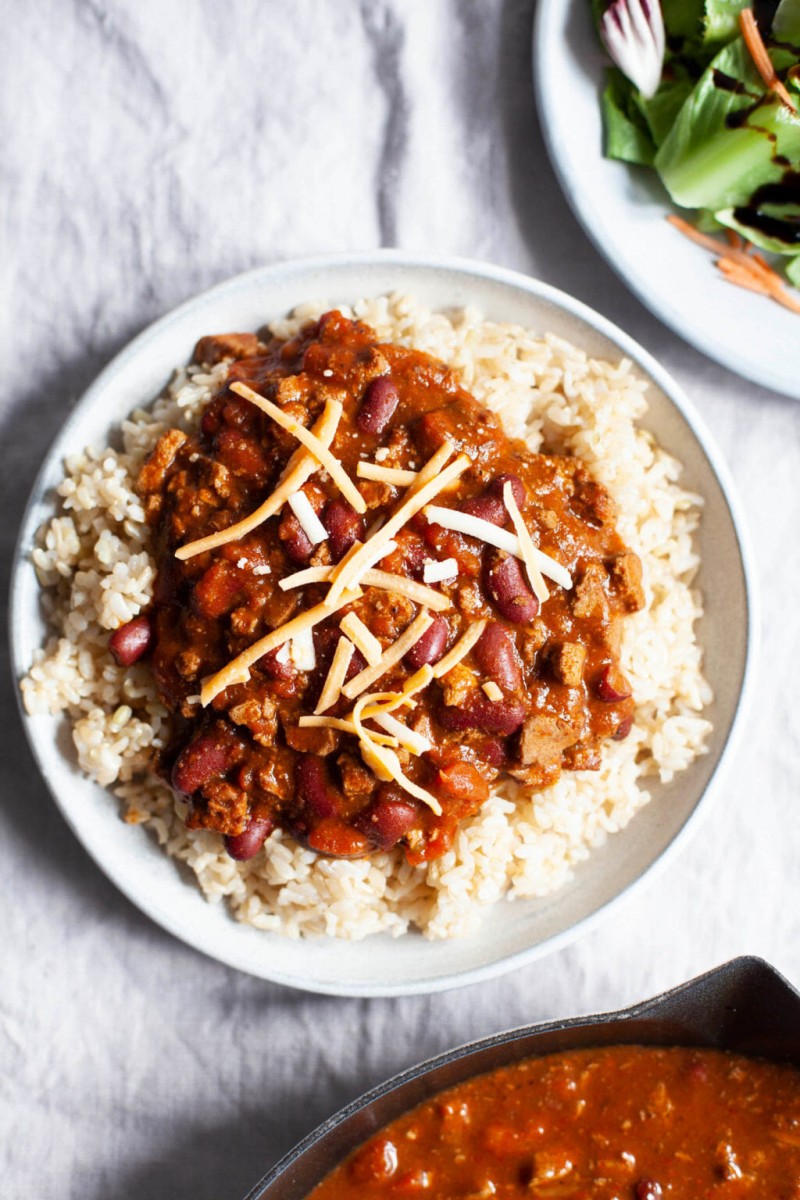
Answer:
[[311, 1047, 800, 1200]]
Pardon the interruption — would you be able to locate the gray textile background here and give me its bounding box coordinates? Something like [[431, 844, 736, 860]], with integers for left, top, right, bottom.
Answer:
[[1, 2, 798, 1197]]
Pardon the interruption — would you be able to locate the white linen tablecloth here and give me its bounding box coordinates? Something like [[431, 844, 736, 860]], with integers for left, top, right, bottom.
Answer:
[[1, 2, 798, 1197]]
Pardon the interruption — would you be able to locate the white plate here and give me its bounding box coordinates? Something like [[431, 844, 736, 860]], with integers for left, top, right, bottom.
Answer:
[[11, 252, 756, 996], [533, 0, 800, 401]]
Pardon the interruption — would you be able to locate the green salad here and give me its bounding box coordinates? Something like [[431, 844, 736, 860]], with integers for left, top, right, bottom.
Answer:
[[593, 0, 800, 302]]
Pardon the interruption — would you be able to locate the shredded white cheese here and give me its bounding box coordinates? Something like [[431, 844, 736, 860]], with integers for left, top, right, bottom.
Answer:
[[372, 711, 432, 756], [422, 557, 458, 585], [423, 504, 572, 590], [287, 491, 328, 546], [357, 462, 418, 487]]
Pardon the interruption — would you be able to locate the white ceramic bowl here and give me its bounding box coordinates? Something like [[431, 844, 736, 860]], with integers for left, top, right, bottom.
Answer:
[[533, 0, 800, 401], [11, 253, 756, 995]]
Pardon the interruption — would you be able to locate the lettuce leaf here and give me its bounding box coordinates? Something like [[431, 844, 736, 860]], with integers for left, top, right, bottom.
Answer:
[[655, 38, 800, 209], [601, 69, 657, 164], [786, 255, 800, 285], [715, 204, 800, 252], [703, 0, 749, 43], [773, 0, 800, 42]]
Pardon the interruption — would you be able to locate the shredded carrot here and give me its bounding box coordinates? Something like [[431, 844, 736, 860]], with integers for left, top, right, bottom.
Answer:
[[667, 214, 800, 315], [725, 228, 743, 250], [740, 8, 797, 113]]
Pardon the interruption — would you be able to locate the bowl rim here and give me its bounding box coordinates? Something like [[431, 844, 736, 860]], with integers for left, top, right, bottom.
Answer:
[[9, 249, 759, 995], [243, 955, 800, 1200]]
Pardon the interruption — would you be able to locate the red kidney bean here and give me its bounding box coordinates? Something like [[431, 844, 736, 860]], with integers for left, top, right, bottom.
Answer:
[[488, 472, 526, 508], [597, 664, 632, 702], [354, 793, 418, 850], [460, 493, 507, 526], [108, 615, 152, 666], [480, 737, 508, 767], [613, 714, 634, 740], [279, 513, 314, 565], [634, 1182, 663, 1200], [261, 646, 296, 681], [404, 615, 449, 669], [483, 551, 539, 624], [171, 733, 230, 795], [439, 695, 526, 736], [356, 375, 400, 435], [474, 622, 522, 691], [323, 499, 365, 561], [224, 815, 274, 861], [193, 561, 243, 618], [295, 755, 340, 820], [460, 474, 526, 527]]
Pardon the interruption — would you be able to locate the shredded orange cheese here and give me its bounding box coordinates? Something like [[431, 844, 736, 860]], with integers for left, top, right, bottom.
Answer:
[[175, 398, 341, 561], [324, 451, 472, 608], [432, 618, 487, 679], [230, 381, 367, 513], [314, 636, 355, 714]]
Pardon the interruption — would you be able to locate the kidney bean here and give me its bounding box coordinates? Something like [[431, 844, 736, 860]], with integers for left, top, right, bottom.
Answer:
[[279, 512, 314, 565], [295, 755, 340, 820], [613, 714, 634, 740], [172, 732, 230, 795], [483, 551, 539, 624], [261, 646, 296, 681], [354, 792, 418, 850], [224, 815, 274, 861], [193, 561, 243, 618], [597, 664, 632, 702], [488, 472, 526, 508], [434, 762, 489, 805], [439, 695, 526, 736], [405, 615, 449, 669], [480, 737, 508, 767], [356, 375, 399, 435], [634, 1182, 663, 1200], [323, 499, 365, 561], [460, 493, 506, 526], [108, 615, 152, 666], [474, 622, 522, 691]]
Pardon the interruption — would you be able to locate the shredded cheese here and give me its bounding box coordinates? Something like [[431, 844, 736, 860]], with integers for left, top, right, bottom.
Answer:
[[360, 570, 451, 613], [482, 680, 503, 702], [433, 618, 487, 679], [372, 711, 432, 756], [298, 715, 398, 747], [314, 636, 355, 713], [290, 625, 316, 671], [230, 381, 367, 514], [360, 665, 434, 717], [287, 491, 328, 545], [200, 590, 360, 706], [175, 399, 341, 561], [407, 440, 454, 494], [342, 610, 434, 701], [357, 462, 418, 487], [325, 452, 471, 608], [502, 482, 550, 604], [423, 504, 572, 590], [340, 612, 382, 666], [359, 740, 442, 814], [278, 563, 450, 612], [422, 557, 458, 585]]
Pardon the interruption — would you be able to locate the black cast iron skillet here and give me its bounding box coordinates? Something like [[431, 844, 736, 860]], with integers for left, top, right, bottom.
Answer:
[[245, 956, 800, 1200]]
